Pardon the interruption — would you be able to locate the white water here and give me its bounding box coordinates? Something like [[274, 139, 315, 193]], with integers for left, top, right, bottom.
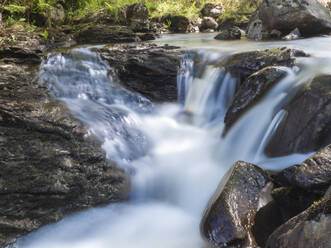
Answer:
[[16, 36, 331, 248]]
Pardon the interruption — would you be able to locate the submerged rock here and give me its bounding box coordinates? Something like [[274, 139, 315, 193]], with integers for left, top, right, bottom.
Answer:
[[258, 0, 331, 37], [98, 43, 182, 102], [224, 66, 288, 133], [0, 55, 129, 246], [266, 75, 331, 157], [201, 161, 271, 247], [265, 193, 331, 248]]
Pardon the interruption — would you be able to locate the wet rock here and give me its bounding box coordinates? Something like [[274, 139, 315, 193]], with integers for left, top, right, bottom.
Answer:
[[201, 161, 271, 248], [168, 15, 190, 33], [201, 3, 224, 19], [74, 24, 140, 44], [0, 62, 130, 246], [274, 145, 331, 190], [218, 47, 306, 83], [214, 27, 241, 40], [266, 75, 331, 157], [265, 194, 331, 248], [72, 8, 115, 25], [283, 28, 301, 40], [98, 43, 183, 102], [247, 19, 263, 40], [224, 67, 288, 133], [258, 0, 331, 37], [200, 17, 218, 31]]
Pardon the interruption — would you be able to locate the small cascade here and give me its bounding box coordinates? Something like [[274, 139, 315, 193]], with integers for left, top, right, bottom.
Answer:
[[16, 41, 328, 248]]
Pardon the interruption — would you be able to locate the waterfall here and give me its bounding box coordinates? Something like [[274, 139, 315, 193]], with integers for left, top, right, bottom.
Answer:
[[16, 44, 324, 248]]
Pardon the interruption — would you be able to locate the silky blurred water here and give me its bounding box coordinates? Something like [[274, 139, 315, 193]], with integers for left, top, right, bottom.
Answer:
[[16, 35, 331, 248]]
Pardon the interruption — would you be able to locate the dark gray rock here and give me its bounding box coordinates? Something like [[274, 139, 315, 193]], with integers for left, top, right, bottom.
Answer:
[[266, 75, 331, 157], [126, 3, 150, 32], [201, 161, 271, 248], [247, 19, 263, 40], [98, 43, 183, 102], [273, 145, 331, 190], [258, 0, 331, 37], [0, 60, 129, 246], [201, 3, 224, 18], [168, 15, 190, 33], [74, 24, 140, 44], [215, 27, 241, 40], [200, 17, 218, 31], [218, 47, 306, 83], [126, 3, 149, 21], [283, 28, 301, 40], [224, 67, 288, 133], [265, 194, 331, 248]]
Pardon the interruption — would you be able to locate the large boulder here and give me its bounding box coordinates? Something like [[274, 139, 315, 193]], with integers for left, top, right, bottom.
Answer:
[[0, 60, 129, 246], [273, 145, 331, 190], [98, 43, 183, 102], [266, 75, 331, 157], [74, 24, 140, 44], [265, 193, 331, 248], [201, 161, 272, 247], [258, 0, 331, 36], [201, 3, 224, 18], [224, 66, 288, 133]]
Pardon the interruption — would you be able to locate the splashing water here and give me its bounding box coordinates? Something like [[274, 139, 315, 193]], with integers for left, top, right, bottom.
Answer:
[[16, 37, 331, 248]]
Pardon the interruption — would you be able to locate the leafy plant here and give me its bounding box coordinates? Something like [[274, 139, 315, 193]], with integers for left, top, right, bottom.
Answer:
[[4, 4, 26, 14], [42, 29, 49, 39]]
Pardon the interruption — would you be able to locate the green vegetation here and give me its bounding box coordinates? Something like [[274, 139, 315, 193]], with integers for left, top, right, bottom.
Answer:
[[1, 0, 258, 27]]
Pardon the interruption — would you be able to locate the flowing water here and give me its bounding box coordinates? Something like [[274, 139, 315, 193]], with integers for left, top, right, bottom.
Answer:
[[16, 34, 331, 248]]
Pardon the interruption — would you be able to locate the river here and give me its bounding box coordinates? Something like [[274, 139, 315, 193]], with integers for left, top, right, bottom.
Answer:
[[16, 34, 331, 248]]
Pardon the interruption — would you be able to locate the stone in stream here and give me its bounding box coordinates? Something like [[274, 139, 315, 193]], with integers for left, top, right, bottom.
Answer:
[[0, 46, 130, 246], [201, 161, 272, 247], [218, 47, 307, 83], [74, 24, 140, 44], [200, 17, 219, 32], [266, 75, 331, 157], [247, 19, 263, 40], [214, 27, 242, 40], [258, 0, 331, 37], [168, 15, 191, 33], [224, 66, 288, 134], [265, 191, 331, 248], [98, 43, 183, 102], [283, 28, 301, 40], [273, 144, 331, 191]]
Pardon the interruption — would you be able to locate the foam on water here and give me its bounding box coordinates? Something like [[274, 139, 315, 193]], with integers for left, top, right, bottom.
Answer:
[[16, 38, 330, 248]]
